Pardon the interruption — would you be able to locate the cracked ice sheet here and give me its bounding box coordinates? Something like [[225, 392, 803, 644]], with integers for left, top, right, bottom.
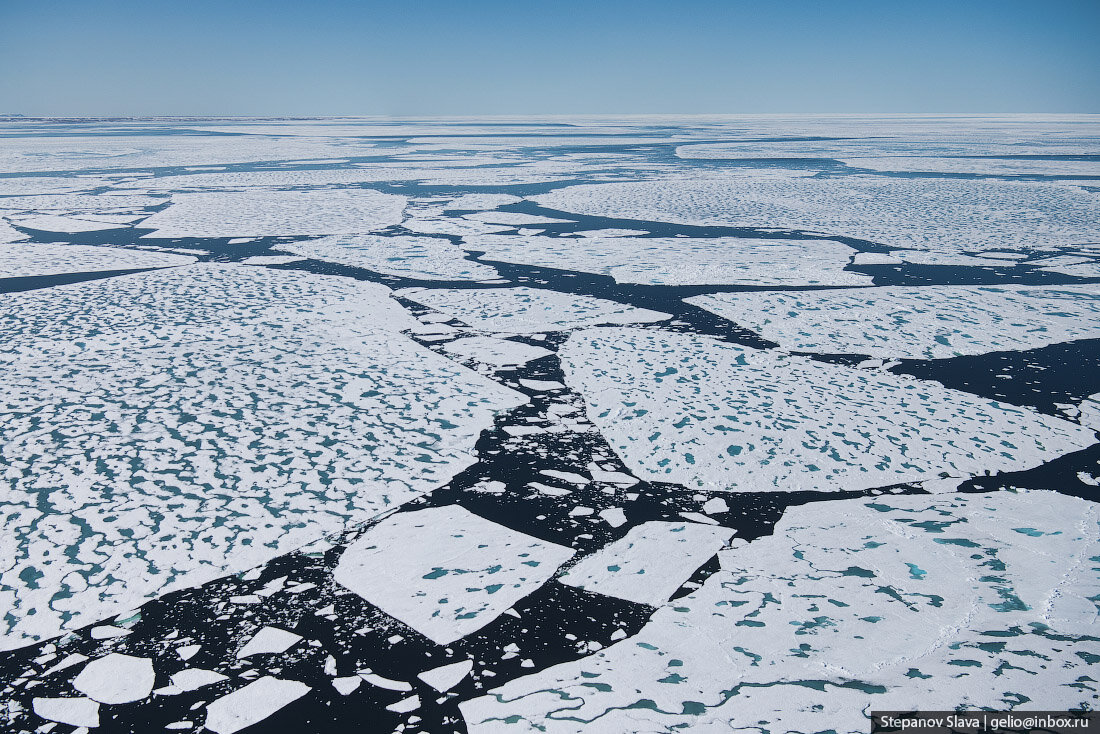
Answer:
[[396, 287, 670, 334], [560, 328, 1095, 493], [441, 337, 554, 367], [0, 264, 525, 650], [559, 521, 733, 606], [138, 188, 407, 238], [283, 234, 500, 281], [686, 284, 1100, 360], [334, 505, 574, 645], [463, 235, 871, 287], [531, 176, 1100, 250], [461, 491, 1100, 733], [0, 244, 197, 278]]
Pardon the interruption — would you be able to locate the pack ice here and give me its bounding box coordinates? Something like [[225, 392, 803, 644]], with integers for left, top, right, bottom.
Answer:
[[559, 328, 1095, 493]]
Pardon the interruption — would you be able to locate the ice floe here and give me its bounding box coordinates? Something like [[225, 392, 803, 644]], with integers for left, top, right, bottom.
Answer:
[[139, 189, 407, 238], [463, 234, 871, 286], [31, 697, 100, 728], [687, 284, 1100, 359], [204, 676, 311, 734], [0, 264, 524, 649], [559, 521, 733, 606], [397, 286, 669, 333], [441, 336, 554, 367], [532, 177, 1100, 250], [72, 653, 155, 704], [333, 505, 574, 644], [283, 234, 500, 281], [0, 243, 197, 278], [840, 156, 1100, 177], [559, 328, 1095, 493], [461, 491, 1100, 732]]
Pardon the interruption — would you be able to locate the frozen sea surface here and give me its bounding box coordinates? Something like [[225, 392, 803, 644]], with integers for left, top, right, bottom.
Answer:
[[0, 114, 1098, 734]]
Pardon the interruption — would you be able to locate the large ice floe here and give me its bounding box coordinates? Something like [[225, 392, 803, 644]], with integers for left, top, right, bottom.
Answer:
[[532, 176, 1100, 250], [397, 287, 670, 333], [839, 156, 1100, 177], [461, 490, 1100, 732], [559, 328, 1095, 493], [334, 505, 575, 645], [283, 234, 500, 281], [0, 243, 197, 278], [687, 284, 1100, 360], [0, 264, 524, 649], [138, 189, 407, 238], [462, 235, 872, 286]]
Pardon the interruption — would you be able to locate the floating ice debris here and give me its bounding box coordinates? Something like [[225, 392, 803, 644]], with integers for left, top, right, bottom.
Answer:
[[332, 677, 362, 696], [6, 213, 135, 233], [31, 697, 99, 729], [284, 234, 500, 281], [236, 626, 302, 658], [417, 659, 474, 692], [532, 177, 1100, 250], [463, 234, 871, 286], [462, 491, 1100, 732], [0, 243, 196, 278], [140, 189, 407, 238], [72, 653, 155, 704], [560, 328, 1095, 493], [169, 668, 229, 692], [386, 694, 421, 714], [441, 337, 553, 367], [687, 284, 1100, 359], [89, 625, 130, 640], [444, 193, 523, 210], [204, 677, 311, 734], [359, 673, 412, 692], [240, 255, 307, 265], [397, 286, 669, 334], [176, 645, 201, 661], [0, 264, 524, 649], [598, 508, 628, 528], [702, 497, 729, 515], [333, 505, 575, 644], [519, 379, 566, 391], [463, 212, 575, 226], [559, 521, 733, 606]]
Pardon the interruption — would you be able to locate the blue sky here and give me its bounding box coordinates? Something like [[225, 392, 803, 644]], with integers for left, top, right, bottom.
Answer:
[[1, 0, 1097, 116]]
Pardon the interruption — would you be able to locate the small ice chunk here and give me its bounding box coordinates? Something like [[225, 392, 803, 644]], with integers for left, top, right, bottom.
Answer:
[[32, 698, 99, 728], [235, 626, 302, 659], [177, 645, 201, 661], [72, 653, 155, 704], [359, 673, 413, 692], [520, 379, 565, 391], [386, 694, 421, 714], [204, 677, 311, 734], [332, 676, 362, 696], [598, 508, 627, 528], [702, 497, 729, 515], [417, 659, 474, 692], [90, 625, 131, 640], [170, 669, 228, 692]]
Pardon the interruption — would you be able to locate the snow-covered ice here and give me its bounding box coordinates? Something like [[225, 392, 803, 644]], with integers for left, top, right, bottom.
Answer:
[[688, 284, 1100, 359], [0, 243, 196, 278], [333, 505, 575, 644], [559, 521, 733, 606], [204, 676, 311, 734], [560, 328, 1095, 492], [463, 234, 871, 286], [397, 286, 669, 333], [284, 234, 500, 281], [441, 337, 554, 367], [72, 653, 155, 704], [461, 491, 1100, 733]]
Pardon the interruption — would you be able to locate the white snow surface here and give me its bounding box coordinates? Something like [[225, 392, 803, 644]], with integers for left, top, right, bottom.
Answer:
[[441, 337, 554, 367], [461, 491, 1100, 733], [687, 284, 1100, 359], [396, 286, 669, 334], [0, 264, 524, 650], [284, 234, 499, 281], [559, 328, 1095, 493], [139, 189, 407, 238], [72, 653, 155, 704], [204, 676, 311, 734], [559, 521, 734, 606], [0, 243, 196, 278], [532, 177, 1100, 250], [333, 505, 575, 645], [462, 234, 871, 286]]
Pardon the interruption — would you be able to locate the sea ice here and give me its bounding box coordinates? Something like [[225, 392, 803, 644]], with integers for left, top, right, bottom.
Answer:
[[31, 697, 100, 728], [462, 234, 871, 286], [0, 243, 196, 278], [559, 328, 1095, 492], [139, 189, 407, 238], [441, 337, 554, 367], [284, 234, 500, 281], [461, 491, 1100, 732], [841, 156, 1100, 176], [559, 521, 733, 606], [687, 284, 1100, 359], [72, 653, 155, 704], [333, 505, 574, 644], [0, 264, 524, 650], [397, 286, 669, 334], [204, 677, 310, 734], [532, 177, 1100, 250]]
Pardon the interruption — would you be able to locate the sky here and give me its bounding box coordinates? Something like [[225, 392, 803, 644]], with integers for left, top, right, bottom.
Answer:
[[1, 0, 1098, 117]]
